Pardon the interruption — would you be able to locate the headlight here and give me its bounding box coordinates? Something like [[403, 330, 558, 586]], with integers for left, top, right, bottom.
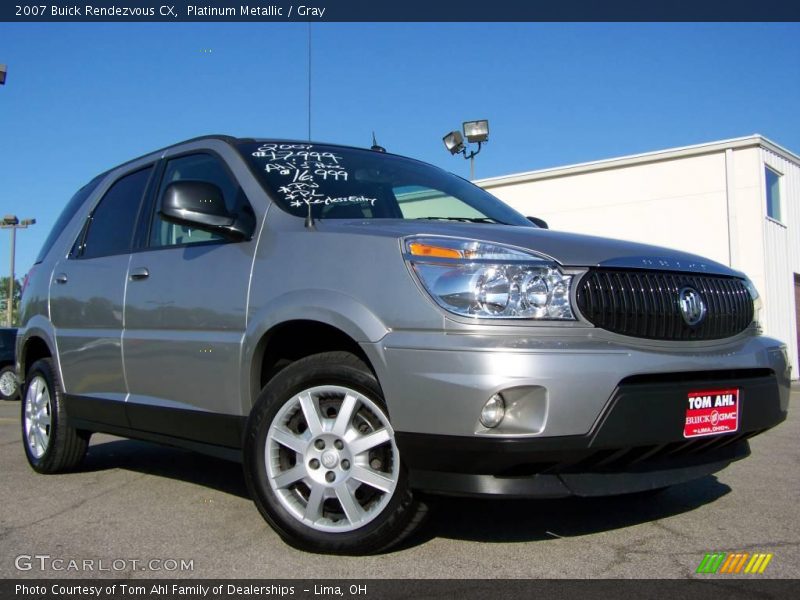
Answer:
[[743, 277, 759, 302], [403, 236, 576, 320], [743, 277, 763, 328]]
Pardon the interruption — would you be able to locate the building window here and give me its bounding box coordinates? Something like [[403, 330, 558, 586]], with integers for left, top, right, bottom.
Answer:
[[765, 166, 782, 222]]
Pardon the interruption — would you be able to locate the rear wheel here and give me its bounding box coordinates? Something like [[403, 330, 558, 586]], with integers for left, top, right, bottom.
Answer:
[[22, 358, 89, 473], [243, 351, 425, 554], [0, 365, 18, 400]]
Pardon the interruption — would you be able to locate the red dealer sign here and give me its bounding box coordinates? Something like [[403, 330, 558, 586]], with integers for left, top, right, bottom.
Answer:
[[684, 388, 740, 438]]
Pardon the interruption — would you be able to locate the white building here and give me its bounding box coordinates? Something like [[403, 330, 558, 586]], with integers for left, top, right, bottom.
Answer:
[[480, 135, 799, 379]]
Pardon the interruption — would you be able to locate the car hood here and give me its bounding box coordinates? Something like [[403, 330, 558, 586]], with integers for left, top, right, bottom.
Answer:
[[318, 219, 742, 277]]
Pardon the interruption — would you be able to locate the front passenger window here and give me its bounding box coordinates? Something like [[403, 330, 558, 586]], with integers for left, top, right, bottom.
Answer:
[[78, 166, 153, 259], [150, 153, 250, 248]]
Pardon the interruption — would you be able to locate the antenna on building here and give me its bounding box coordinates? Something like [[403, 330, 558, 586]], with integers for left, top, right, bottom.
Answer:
[[307, 23, 312, 142]]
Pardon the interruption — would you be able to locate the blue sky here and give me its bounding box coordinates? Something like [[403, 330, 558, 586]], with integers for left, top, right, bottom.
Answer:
[[1, 22, 799, 272]]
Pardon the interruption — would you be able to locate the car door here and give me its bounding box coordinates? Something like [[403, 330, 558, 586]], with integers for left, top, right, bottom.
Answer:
[[49, 165, 154, 426], [123, 149, 258, 447]]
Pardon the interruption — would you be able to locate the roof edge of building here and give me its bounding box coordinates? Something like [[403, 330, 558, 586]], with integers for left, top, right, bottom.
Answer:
[[479, 135, 800, 188]]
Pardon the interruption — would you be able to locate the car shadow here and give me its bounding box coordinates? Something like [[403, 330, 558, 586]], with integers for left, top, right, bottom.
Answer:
[[401, 476, 731, 548], [81, 437, 250, 499], [81, 437, 731, 549]]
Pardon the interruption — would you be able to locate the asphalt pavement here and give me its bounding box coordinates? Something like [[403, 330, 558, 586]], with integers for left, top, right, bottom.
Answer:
[[1, 385, 798, 579]]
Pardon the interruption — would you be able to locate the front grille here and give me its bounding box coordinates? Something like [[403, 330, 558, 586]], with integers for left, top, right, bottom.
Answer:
[[575, 269, 753, 340]]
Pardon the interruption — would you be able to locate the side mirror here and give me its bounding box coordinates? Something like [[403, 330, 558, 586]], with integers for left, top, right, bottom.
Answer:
[[527, 216, 549, 229], [160, 181, 253, 240]]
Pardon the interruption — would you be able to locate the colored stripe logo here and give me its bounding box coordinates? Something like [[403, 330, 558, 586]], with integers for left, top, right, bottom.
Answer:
[[696, 552, 773, 574]]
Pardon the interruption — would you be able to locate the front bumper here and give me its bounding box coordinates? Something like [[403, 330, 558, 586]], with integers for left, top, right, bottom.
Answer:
[[406, 443, 751, 498], [363, 331, 790, 497]]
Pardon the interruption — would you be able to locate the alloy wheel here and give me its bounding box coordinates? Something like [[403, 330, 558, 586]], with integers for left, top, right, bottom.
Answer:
[[24, 375, 52, 458], [265, 385, 399, 533]]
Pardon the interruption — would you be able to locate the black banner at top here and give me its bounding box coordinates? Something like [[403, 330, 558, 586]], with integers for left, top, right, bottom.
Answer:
[[2, 0, 800, 22]]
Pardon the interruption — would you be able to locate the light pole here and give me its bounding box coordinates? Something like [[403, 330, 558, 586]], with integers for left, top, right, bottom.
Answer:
[[442, 119, 489, 180], [2, 216, 36, 326]]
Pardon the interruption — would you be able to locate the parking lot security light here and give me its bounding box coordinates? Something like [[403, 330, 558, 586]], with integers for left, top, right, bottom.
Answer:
[[463, 120, 489, 143], [443, 130, 466, 155], [442, 119, 489, 180]]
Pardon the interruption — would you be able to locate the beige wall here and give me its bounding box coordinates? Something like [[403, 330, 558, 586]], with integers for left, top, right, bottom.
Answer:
[[727, 147, 766, 296], [759, 147, 800, 376], [485, 153, 732, 265]]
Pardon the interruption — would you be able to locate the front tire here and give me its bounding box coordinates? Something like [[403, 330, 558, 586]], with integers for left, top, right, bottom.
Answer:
[[243, 352, 425, 554], [22, 358, 89, 473]]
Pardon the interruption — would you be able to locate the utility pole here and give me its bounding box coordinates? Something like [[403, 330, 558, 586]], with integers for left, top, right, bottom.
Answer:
[[0, 67, 33, 326], [2, 217, 36, 326]]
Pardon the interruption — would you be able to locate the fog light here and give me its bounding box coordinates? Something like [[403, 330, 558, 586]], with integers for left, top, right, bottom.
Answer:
[[480, 394, 506, 428]]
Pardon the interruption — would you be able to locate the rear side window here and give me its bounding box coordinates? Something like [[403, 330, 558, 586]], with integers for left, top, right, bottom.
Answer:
[[35, 175, 104, 264], [77, 166, 153, 260]]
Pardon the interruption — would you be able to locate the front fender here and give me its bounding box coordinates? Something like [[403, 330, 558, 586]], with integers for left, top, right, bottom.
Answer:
[[239, 289, 390, 411]]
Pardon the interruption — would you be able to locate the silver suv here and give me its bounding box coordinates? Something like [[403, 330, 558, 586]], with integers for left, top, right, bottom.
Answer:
[[16, 136, 791, 554]]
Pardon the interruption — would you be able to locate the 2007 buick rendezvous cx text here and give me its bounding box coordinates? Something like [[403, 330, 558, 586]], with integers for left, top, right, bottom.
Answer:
[[15, 136, 790, 554]]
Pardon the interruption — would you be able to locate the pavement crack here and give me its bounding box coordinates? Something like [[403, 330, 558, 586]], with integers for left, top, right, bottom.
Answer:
[[4, 473, 149, 534], [651, 519, 692, 539], [597, 534, 661, 574]]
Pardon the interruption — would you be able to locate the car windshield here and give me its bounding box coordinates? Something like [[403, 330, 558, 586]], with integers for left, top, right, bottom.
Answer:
[[237, 141, 532, 225]]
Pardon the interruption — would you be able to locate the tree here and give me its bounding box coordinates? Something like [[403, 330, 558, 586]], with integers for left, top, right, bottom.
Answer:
[[0, 276, 22, 326]]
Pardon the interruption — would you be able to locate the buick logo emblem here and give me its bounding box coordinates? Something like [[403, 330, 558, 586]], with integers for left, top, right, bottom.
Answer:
[[678, 286, 707, 326]]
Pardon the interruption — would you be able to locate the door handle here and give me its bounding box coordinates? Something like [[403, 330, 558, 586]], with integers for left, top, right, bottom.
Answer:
[[129, 267, 150, 281], [54, 273, 68, 284]]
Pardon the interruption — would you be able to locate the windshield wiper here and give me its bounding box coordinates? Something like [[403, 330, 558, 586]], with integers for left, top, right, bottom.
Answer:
[[415, 216, 505, 224]]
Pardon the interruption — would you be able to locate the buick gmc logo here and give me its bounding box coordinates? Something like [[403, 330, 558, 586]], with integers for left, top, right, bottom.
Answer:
[[678, 286, 707, 326]]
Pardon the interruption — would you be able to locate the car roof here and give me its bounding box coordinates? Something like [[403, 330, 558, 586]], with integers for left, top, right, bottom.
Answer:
[[90, 135, 424, 187]]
